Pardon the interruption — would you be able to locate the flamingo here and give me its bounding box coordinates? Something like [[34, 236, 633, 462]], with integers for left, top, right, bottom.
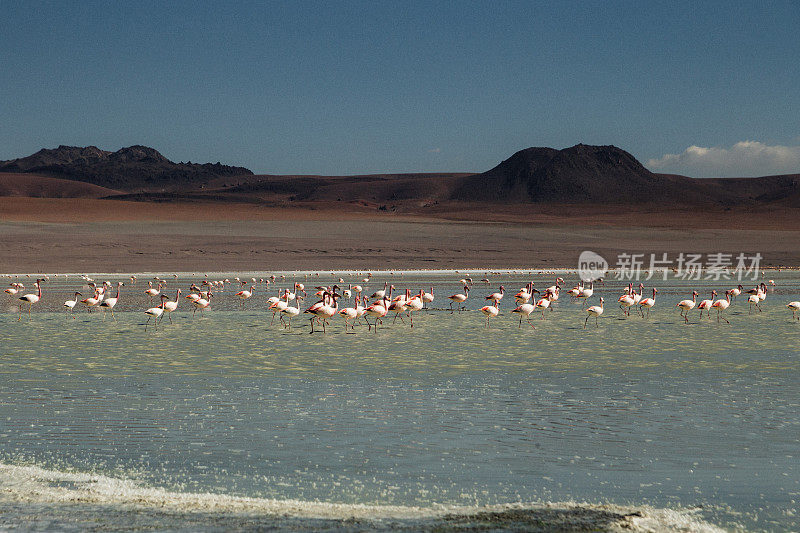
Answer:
[[162, 288, 181, 323], [305, 290, 339, 333], [295, 282, 307, 297], [269, 290, 290, 324], [145, 281, 162, 303], [576, 282, 594, 307], [639, 288, 658, 317], [388, 289, 410, 324], [355, 294, 368, 326], [632, 283, 644, 306], [534, 293, 551, 319], [697, 290, 717, 319], [370, 282, 388, 299], [81, 289, 102, 313], [448, 285, 470, 313], [748, 292, 762, 314], [98, 282, 124, 320], [677, 291, 699, 324], [787, 301, 800, 321], [4, 283, 21, 296], [567, 283, 583, 301], [192, 292, 212, 316], [17, 279, 43, 320], [711, 291, 731, 324], [729, 284, 743, 303], [64, 291, 82, 317], [338, 298, 359, 331], [365, 296, 389, 331], [235, 284, 254, 308], [545, 277, 564, 295], [405, 290, 424, 327], [584, 297, 604, 328], [479, 302, 499, 328], [280, 298, 301, 329], [144, 295, 167, 331], [422, 286, 434, 308], [618, 284, 636, 317], [485, 285, 505, 307], [511, 302, 536, 328], [515, 282, 534, 304]]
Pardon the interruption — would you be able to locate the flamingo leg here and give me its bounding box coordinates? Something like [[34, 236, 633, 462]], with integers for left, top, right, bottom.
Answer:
[[584, 315, 590, 329], [527, 317, 535, 329]]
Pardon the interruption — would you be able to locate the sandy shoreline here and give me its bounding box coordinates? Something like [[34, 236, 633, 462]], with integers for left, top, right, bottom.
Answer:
[[2, 197, 799, 273]]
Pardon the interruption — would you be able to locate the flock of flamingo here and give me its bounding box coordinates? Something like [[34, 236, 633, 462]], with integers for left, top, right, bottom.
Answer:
[[4, 273, 800, 331]]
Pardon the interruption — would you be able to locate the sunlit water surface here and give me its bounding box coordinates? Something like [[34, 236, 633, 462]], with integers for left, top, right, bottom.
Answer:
[[0, 271, 798, 531]]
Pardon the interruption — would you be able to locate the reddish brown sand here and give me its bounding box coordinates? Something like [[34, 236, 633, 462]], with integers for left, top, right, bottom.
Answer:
[[1, 197, 799, 272]]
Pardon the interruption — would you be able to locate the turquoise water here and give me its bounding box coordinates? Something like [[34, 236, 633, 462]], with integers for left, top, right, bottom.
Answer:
[[0, 272, 798, 531]]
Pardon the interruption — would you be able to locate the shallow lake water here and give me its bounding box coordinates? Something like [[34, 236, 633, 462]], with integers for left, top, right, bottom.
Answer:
[[0, 271, 798, 531]]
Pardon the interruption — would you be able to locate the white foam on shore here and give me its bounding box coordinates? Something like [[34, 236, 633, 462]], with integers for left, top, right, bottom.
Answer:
[[0, 462, 725, 531]]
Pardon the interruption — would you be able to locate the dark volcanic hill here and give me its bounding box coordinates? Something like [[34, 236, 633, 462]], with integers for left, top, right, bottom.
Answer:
[[0, 145, 252, 191], [452, 144, 698, 203]]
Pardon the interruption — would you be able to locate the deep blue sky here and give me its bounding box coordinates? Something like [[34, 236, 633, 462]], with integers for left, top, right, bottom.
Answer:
[[2, 1, 799, 176]]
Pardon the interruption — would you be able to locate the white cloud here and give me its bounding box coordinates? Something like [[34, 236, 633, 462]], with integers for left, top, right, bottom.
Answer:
[[647, 140, 800, 177]]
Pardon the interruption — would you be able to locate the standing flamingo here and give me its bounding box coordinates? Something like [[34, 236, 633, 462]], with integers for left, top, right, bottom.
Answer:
[[236, 284, 255, 308], [64, 291, 82, 318], [448, 285, 470, 313], [697, 290, 716, 319], [639, 288, 658, 317], [534, 293, 551, 319], [338, 297, 359, 331], [480, 302, 499, 328], [192, 292, 212, 316], [422, 286, 434, 308], [404, 290, 424, 327], [485, 286, 505, 307], [584, 297, 604, 328], [81, 289, 102, 313], [17, 279, 43, 320], [145, 281, 162, 303], [677, 291, 699, 324], [365, 296, 389, 331], [144, 295, 168, 331], [787, 301, 800, 321], [99, 282, 124, 320], [162, 288, 181, 323], [711, 291, 731, 324], [511, 301, 536, 328], [748, 292, 762, 314], [576, 282, 594, 307], [4, 283, 22, 296]]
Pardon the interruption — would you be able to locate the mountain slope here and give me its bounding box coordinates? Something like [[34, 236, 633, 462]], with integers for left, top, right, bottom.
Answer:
[[0, 145, 253, 191], [452, 144, 699, 203]]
